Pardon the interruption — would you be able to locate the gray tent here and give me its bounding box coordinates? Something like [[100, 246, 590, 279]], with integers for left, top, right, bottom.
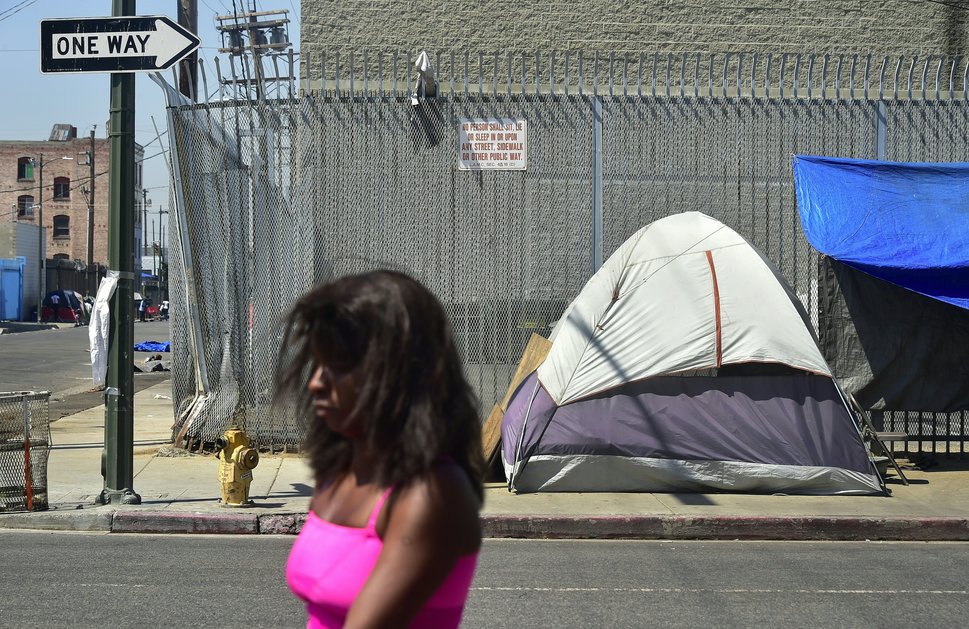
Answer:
[[501, 212, 884, 495]]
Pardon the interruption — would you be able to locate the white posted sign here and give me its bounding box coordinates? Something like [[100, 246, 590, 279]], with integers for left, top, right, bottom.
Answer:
[[458, 118, 527, 171]]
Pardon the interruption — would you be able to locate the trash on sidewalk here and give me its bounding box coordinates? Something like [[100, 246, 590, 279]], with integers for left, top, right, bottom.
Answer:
[[153, 394, 172, 400], [133, 360, 171, 373]]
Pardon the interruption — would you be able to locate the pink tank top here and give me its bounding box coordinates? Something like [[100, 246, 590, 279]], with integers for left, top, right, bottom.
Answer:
[[286, 487, 478, 629]]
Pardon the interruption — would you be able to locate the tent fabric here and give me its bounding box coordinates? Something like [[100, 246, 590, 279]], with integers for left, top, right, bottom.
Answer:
[[793, 155, 969, 310], [503, 212, 882, 495], [505, 372, 873, 472], [819, 256, 969, 412], [502, 372, 880, 494], [539, 211, 831, 406], [509, 454, 882, 495]]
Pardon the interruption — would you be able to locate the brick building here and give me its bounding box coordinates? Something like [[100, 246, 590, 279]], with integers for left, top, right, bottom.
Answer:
[[0, 124, 144, 280], [300, 0, 969, 77]]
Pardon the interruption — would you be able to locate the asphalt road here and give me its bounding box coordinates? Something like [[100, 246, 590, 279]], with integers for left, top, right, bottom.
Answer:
[[0, 320, 173, 419], [1, 533, 966, 628]]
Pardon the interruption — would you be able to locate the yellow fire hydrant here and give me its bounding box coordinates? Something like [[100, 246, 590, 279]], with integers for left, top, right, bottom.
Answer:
[[215, 427, 259, 507]]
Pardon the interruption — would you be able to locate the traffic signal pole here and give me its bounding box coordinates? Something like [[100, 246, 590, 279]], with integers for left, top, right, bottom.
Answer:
[[98, 0, 141, 505]]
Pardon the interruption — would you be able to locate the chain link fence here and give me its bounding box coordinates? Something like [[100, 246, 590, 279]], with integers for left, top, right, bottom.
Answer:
[[0, 391, 51, 512], [156, 51, 969, 454]]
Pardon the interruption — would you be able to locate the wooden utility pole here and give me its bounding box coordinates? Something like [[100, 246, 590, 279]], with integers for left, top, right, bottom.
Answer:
[[177, 0, 198, 98]]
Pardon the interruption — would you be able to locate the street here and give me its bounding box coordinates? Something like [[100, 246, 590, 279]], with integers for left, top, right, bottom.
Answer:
[[0, 533, 966, 628], [0, 320, 172, 418]]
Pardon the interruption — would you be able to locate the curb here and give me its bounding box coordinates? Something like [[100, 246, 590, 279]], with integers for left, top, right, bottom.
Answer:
[[112, 511, 259, 534], [0, 510, 112, 532], [479, 514, 969, 541], [3, 511, 969, 540]]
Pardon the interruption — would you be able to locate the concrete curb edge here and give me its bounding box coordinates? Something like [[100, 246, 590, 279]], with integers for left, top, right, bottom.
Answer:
[[111, 511, 259, 534], [479, 514, 969, 541], [3, 511, 969, 541]]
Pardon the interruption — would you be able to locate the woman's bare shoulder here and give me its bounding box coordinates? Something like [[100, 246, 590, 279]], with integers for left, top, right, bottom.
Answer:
[[381, 462, 481, 553]]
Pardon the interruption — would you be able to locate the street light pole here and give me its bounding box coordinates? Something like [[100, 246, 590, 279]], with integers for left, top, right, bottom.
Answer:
[[159, 208, 168, 300], [35, 152, 44, 322], [142, 188, 150, 260], [98, 0, 141, 506]]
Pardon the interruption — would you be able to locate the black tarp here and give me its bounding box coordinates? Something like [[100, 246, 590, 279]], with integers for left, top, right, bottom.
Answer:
[[819, 256, 969, 412]]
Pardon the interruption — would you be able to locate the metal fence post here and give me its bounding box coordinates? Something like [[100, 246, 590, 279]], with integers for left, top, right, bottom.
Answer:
[[592, 97, 604, 272], [876, 101, 887, 160]]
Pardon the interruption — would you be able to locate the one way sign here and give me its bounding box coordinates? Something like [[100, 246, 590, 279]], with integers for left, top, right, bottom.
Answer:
[[41, 16, 200, 74]]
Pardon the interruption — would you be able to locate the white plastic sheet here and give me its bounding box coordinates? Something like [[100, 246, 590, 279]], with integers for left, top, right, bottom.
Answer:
[[89, 275, 118, 386]]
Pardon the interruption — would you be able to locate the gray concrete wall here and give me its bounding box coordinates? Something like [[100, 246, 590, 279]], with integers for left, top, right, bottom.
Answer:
[[301, 0, 969, 82]]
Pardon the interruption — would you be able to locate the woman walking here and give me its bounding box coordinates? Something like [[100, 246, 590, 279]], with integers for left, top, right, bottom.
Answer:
[[278, 270, 484, 628]]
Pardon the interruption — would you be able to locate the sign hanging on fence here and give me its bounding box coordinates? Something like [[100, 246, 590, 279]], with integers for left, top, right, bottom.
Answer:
[[458, 118, 527, 171], [40, 16, 200, 74]]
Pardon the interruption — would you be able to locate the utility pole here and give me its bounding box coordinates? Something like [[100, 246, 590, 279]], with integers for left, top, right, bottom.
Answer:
[[159, 208, 168, 300], [98, 0, 141, 506], [177, 0, 198, 98], [142, 188, 150, 263], [87, 129, 96, 295], [35, 153, 44, 322], [151, 218, 156, 278], [215, 6, 292, 99]]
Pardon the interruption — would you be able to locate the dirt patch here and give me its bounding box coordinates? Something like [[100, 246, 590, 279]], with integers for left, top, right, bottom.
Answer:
[[50, 373, 171, 421]]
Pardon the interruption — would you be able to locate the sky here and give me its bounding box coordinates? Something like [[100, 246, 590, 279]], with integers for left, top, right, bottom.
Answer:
[[0, 0, 300, 234]]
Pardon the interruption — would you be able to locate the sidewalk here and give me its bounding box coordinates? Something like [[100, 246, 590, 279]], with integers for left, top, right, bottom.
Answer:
[[2, 379, 968, 540]]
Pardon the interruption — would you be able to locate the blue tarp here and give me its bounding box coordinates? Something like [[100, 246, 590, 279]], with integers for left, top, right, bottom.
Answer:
[[793, 155, 969, 310], [134, 340, 171, 352]]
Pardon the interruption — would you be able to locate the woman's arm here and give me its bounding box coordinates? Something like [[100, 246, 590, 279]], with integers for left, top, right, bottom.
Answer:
[[344, 464, 481, 629]]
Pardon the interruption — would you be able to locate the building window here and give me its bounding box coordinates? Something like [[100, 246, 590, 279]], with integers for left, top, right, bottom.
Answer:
[[17, 194, 34, 218], [53, 214, 70, 239], [53, 253, 70, 261], [53, 176, 70, 200], [17, 157, 34, 181]]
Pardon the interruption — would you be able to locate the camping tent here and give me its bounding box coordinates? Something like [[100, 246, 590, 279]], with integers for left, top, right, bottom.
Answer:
[[501, 212, 883, 495]]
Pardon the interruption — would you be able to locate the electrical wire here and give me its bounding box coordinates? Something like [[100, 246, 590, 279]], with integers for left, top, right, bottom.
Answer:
[[0, 0, 37, 22], [1, 144, 166, 208]]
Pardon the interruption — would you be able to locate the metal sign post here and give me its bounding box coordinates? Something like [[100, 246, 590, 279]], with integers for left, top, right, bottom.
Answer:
[[40, 6, 199, 505]]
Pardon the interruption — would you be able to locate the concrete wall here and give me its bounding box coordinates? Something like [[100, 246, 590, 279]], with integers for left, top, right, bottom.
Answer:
[[301, 0, 969, 80]]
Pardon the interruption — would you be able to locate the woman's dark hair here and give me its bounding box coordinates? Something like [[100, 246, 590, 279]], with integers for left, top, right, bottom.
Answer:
[[275, 270, 484, 500]]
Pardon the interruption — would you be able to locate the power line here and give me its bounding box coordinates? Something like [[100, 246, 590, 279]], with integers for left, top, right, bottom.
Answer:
[[0, 147, 163, 198], [0, 0, 37, 23], [0, 0, 35, 21], [2, 169, 108, 219]]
